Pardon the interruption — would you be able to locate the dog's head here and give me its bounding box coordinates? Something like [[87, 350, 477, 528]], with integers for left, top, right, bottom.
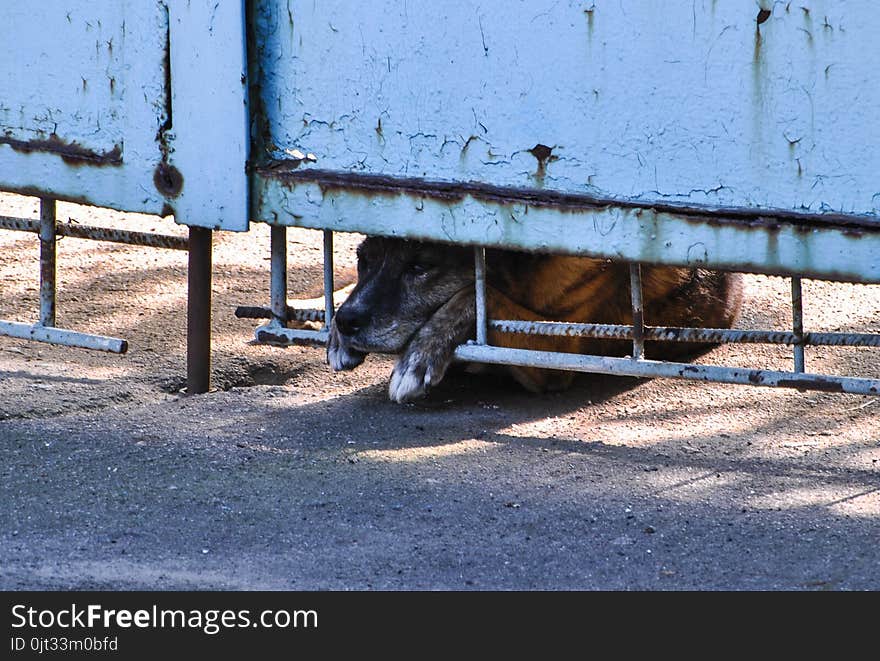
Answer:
[[329, 237, 474, 359]]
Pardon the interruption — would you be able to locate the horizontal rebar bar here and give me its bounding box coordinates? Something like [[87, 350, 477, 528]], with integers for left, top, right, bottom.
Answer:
[[235, 305, 325, 323], [0, 215, 188, 250], [488, 319, 880, 347], [242, 308, 880, 347]]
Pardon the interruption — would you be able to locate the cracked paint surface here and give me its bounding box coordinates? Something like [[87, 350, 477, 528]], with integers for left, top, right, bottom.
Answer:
[[253, 0, 880, 217], [0, 1, 249, 230], [0, 4, 126, 154], [0, 1, 169, 216]]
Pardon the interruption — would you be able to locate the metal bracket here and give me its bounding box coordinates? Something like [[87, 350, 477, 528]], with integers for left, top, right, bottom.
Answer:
[[0, 199, 189, 354], [0, 200, 129, 353]]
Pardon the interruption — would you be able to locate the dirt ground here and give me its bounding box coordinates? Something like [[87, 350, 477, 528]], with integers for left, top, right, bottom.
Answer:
[[1, 191, 878, 590]]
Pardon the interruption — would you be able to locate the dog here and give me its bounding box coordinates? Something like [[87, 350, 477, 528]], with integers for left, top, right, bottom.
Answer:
[[327, 236, 742, 403]]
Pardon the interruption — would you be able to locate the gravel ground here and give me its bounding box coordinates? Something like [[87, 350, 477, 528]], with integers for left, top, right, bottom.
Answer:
[[1, 192, 878, 590]]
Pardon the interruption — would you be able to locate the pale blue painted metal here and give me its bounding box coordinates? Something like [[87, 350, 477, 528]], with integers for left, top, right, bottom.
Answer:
[[251, 0, 880, 282], [0, 2, 166, 211], [255, 176, 880, 282], [0, 1, 249, 231], [166, 0, 249, 230], [252, 0, 880, 216], [454, 345, 880, 396], [1, 4, 130, 163], [245, 0, 880, 396]]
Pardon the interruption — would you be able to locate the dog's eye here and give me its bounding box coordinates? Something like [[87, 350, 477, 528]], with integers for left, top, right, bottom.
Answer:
[[407, 262, 430, 275]]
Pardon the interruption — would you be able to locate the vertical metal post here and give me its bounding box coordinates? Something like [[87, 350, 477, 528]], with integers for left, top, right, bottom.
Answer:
[[474, 246, 488, 345], [323, 230, 334, 328], [38, 198, 56, 327], [791, 276, 805, 373], [187, 226, 212, 394], [270, 225, 288, 325], [629, 263, 645, 360]]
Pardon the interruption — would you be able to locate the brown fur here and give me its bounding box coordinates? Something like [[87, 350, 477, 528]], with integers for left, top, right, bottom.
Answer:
[[327, 237, 742, 402]]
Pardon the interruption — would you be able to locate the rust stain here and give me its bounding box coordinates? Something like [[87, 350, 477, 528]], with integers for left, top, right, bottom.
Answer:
[[778, 378, 844, 392], [529, 143, 554, 163], [259, 167, 880, 234], [584, 4, 595, 45], [157, 9, 173, 154], [245, 0, 272, 164], [153, 163, 184, 198], [152, 4, 181, 199], [528, 143, 557, 185], [752, 7, 770, 148], [753, 23, 764, 62], [0, 133, 122, 167], [754, 7, 771, 60]]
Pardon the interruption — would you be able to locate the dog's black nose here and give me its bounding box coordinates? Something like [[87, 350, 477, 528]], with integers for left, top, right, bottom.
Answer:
[[334, 306, 366, 336]]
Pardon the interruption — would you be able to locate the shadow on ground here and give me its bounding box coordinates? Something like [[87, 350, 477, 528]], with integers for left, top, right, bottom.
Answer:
[[1, 371, 877, 590]]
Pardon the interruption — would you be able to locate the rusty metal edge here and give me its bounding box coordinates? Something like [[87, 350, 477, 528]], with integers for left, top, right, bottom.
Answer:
[[257, 166, 880, 234], [0, 134, 123, 167]]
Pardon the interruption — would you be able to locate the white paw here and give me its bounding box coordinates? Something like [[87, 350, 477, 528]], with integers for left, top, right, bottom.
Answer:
[[389, 354, 428, 403], [387, 350, 448, 403], [327, 323, 366, 371]]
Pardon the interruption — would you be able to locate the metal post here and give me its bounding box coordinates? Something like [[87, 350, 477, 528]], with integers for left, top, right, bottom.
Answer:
[[791, 276, 805, 373], [323, 230, 334, 328], [38, 198, 56, 327], [629, 263, 645, 360], [474, 246, 488, 345], [270, 225, 288, 325], [187, 226, 212, 394]]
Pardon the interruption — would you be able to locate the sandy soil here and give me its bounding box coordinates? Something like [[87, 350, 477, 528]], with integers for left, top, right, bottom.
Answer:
[[1, 191, 878, 590]]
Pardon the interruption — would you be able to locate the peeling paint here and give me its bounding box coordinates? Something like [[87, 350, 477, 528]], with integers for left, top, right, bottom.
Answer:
[[153, 162, 183, 197], [255, 2, 880, 218], [1, 1, 245, 227], [1, 0, 877, 239], [528, 143, 557, 184], [0, 133, 122, 167], [584, 4, 595, 45], [261, 167, 880, 234], [255, 169, 880, 283]]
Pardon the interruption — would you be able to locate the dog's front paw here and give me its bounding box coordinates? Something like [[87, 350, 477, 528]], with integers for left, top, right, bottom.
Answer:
[[327, 321, 366, 371], [388, 347, 451, 403]]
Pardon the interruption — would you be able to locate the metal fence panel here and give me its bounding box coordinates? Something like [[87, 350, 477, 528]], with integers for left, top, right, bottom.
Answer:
[[251, 1, 880, 226], [0, 1, 249, 231]]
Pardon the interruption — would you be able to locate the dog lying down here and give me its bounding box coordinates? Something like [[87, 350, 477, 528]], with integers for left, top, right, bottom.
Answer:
[[326, 237, 743, 403]]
